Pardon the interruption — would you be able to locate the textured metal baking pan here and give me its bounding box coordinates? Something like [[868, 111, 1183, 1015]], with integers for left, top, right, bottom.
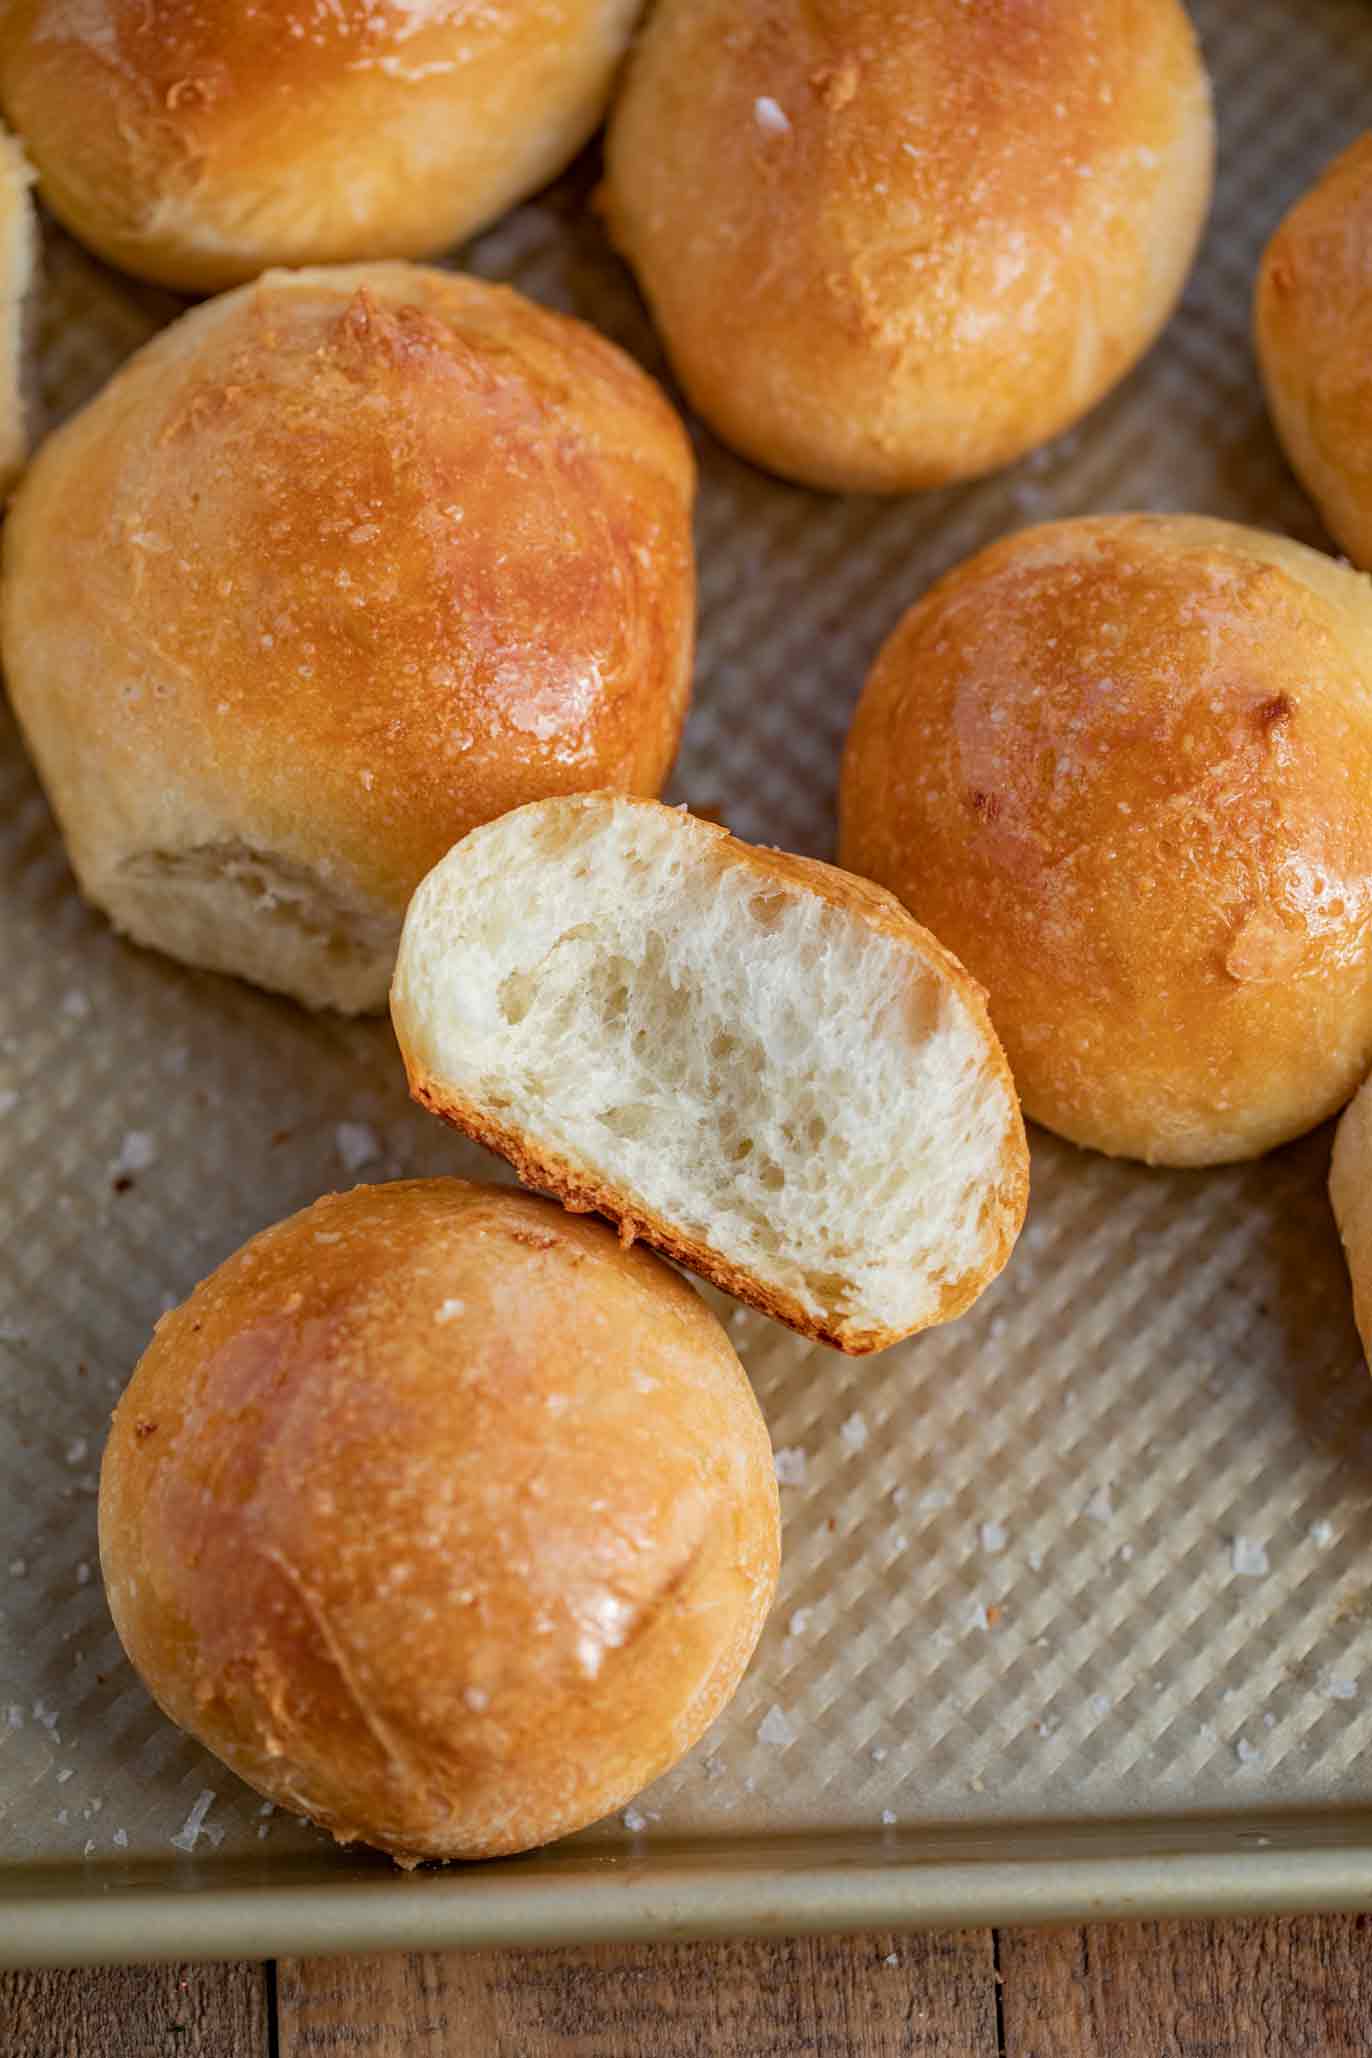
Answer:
[[5, 0, 1372, 1968]]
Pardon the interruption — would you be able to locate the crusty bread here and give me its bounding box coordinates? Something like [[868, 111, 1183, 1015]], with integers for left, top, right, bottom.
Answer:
[[0, 122, 35, 495], [841, 514, 1372, 1167], [1256, 134, 1372, 571], [601, 0, 1213, 492], [98, 1179, 779, 1866], [0, 0, 641, 292], [1331, 1078, 1372, 1368], [1, 264, 694, 1013], [391, 794, 1028, 1355]]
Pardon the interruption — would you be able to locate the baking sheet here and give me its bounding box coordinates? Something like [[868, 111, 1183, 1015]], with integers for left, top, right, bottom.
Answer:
[[5, 0, 1372, 1965]]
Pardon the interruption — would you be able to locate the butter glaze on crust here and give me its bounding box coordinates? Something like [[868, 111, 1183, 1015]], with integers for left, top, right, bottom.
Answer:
[[98, 1180, 779, 1864], [1, 264, 695, 1012], [602, 0, 1213, 492], [0, 0, 642, 291], [840, 515, 1372, 1165]]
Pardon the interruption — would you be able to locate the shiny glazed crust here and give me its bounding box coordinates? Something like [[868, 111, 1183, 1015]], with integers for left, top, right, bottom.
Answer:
[[0, 0, 642, 291], [1256, 134, 1372, 571], [0, 263, 695, 1011], [98, 1180, 780, 1864], [602, 0, 1213, 492], [840, 514, 1372, 1165]]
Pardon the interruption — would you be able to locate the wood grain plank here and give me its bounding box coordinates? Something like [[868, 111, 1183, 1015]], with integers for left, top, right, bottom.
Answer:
[[998, 1917, 1372, 2058], [1, 1961, 269, 2057], [278, 1930, 998, 2058]]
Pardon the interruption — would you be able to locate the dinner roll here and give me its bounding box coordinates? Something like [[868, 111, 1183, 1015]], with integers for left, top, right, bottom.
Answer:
[[1257, 135, 1372, 570], [2, 264, 694, 1013], [0, 0, 641, 292], [601, 0, 1213, 493], [1332, 1077, 1372, 1368], [98, 1180, 779, 1865], [391, 794, 1028, 1354], [840, 515, 1372, 1166], [0, 123, 35, 494]]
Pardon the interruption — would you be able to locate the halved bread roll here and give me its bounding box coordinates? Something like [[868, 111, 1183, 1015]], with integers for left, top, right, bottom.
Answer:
[[391, 794, 1028, 1354]]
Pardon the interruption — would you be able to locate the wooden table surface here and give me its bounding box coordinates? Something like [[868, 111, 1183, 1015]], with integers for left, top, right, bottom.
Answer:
[[7, 1917, 1372, 2054]]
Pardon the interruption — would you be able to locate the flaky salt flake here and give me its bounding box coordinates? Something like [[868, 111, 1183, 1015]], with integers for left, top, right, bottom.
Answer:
[[1085, 1487, 1113, 1524], [840, 1412, 868, 1453], [113, 1828, 128, 1848], [1232, 1536, 1269, 1578], [170, 1788, 217, 1852], [758, 1704, 796, 1748], [883, 1951, 899, 1966], [880, 1809, 897, 1827], [111, 1131, 156, 1178], [1310, 1519, 1335, 1548], [1328, 1677, 1358, 1701], [434, 1299, 466, 1324], [754, 95, 791, 134], [980, 1520, 1008, 1554], [335, 1121, 380, 1173], [56, 1768, 74, 1784], [788, 1609, 812, 1637], [773, 1447, 807, 1487], [870, 1745, 887, 1763], [622, 1806, 648, 1833], [83, 1839, 96, 1857], [1235, 1737, 1260, 1765]]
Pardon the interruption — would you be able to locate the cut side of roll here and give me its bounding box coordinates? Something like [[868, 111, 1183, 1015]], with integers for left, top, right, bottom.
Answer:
[[391, 795, 1028, 1354]]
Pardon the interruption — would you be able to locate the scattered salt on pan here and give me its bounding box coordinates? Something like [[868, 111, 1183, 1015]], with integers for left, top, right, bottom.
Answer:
[[773, 1447, 807, 1487], [434, 1299, 466, 1325], [76, 1563, 91, 1586], [1038, 1718, 1059, 1739], [758, 1704, 796, 1748], [788, 1609, 812, 1637], [1120, 1544, 1135, 1563], [1328, 1678, 1358, 1701], [32, 1699, 58, 1732], [622, 1806, 648, 1833], [5, 1706, 22, 1729], [259, 1802, 275, 1817], [83, 1840, 96, 1857], [1263, 1712, 1276, 1730], [1235, 1737, 1259, 1765], [968, 1601, 989, 1631], [335, 1121, 380, 1173], [918, 1486, 949, 1514], [754, 94, 791, 134], [65, 1437, 88, 1466], [883, 1952, 899, 1966], [55, 1809, 68, 1825], [257, 1824, 271, 1839], [880, 1809, 897, 1827], [1310, 1519, 1335, 1548], [1028, 1550, 1043, 1572], [1085, 1487, 1113, 1524], [170, 1788, 217, 1853], [56, 1768, 74, 1784], [980, 1521, 1008, 1554], [1232, 1536, 1269, 1578], [8, 1558, 25, 1578], [840, 1412, 868, 1453], [870, 1745, 887, 1763], [113, 1829, 128, 1848], [1089, 1694, 1111, 1719], [111, 1131, 157, 1178]]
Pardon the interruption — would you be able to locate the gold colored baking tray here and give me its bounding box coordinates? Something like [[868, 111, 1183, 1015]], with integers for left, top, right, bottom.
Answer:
[[5, 0, 1372, 1967]]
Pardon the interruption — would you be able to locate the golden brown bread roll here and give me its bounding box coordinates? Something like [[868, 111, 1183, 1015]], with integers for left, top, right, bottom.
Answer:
[[0, 0, 642, 292], [1332, 1077, 1372, 1368], [392, 794, 1028, 1355], [98, 1179, 780, 1865], [1256, 135, 1372, 571], [1, 263, 695, 1013], [0, 122, 35, 495], [840, 515, 1372, 1166], [601, 0, 1213, 493]]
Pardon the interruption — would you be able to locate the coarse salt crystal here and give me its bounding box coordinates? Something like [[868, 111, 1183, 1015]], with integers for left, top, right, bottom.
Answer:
[[758, 1704, 796, 1748], [840, 1412, 868, 1453], [1089, 1694, 1111, 1719], [870, 1745, 887, 1763], [773, 1447, 807, 1487], [754, 94, 791, 134], [170, 1788, 217, 1853], [335, 1121, 380, 1173], [259, 1802, 275, 1817], [1235, 1737, 1259, 1765], [622, 1806, 648, 1833], [968, 1601, 989, 1631], [1310, 1519, 1335, 1548], [980, 1520, 1008, 1554], [788, 1609, 812, 1637], [56, 1768, 74, 1784], [434, 1299, 466, 1324], [1232, 1537, 1269, 1578], [113, 1828, 128, 1848], [111, 1131, 156, 1178], [880, 1809, 897, 1827], [1085, 1487, 1113, 1523], [76, 1563, 91, 1586], [883, 1951, 898, 1966]]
